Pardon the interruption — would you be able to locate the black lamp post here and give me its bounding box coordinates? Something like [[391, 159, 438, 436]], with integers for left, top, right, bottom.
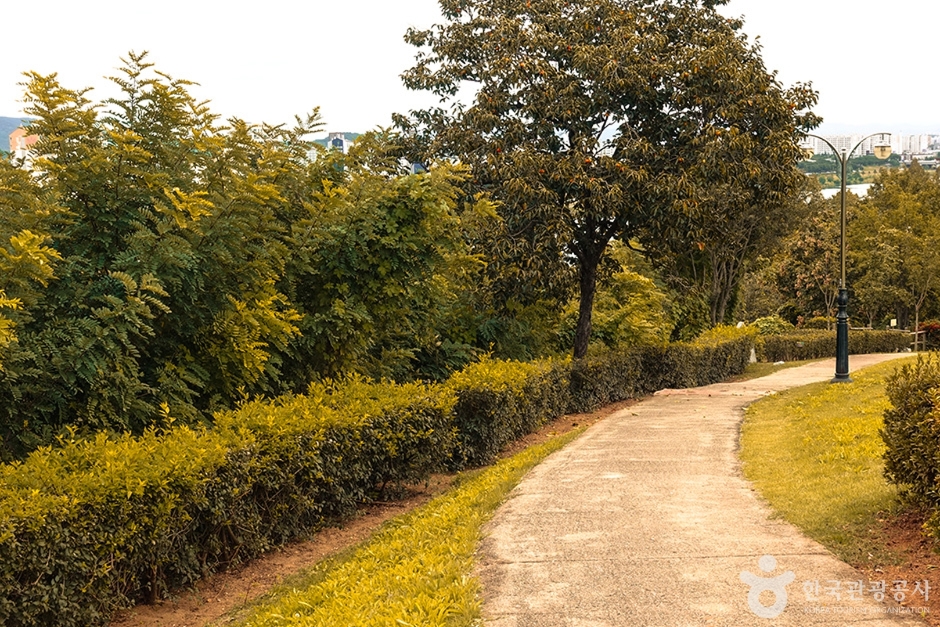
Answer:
[[802, 133, 892, 382]]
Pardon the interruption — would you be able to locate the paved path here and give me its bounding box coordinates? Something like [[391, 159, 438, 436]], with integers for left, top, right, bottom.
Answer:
[[478, 354, 926, 626]]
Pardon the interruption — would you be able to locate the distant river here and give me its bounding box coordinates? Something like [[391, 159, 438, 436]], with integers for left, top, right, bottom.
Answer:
[[821, 183, 872, 199]]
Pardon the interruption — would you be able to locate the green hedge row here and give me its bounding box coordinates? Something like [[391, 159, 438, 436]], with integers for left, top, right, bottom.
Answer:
[[882, 355, 940, 535], [446, 359, 569, 468], [567, 326, 754, 412], [756, 329, 911, 362], [0, 328, 753, 626], [0, 379, 455, 627]]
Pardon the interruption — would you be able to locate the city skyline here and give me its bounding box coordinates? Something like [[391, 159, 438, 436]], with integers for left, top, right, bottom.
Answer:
[[0, 1, 937, 134]]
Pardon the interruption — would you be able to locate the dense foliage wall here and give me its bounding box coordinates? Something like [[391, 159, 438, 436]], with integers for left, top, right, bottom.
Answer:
[[0, 56, 497, 459], [742, 166, 940, 330]]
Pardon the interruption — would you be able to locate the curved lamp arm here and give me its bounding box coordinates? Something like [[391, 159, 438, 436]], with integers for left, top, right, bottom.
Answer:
[[801, 132, 891, 384], [801, 132, 891, 292], [804, 132, 892, 166]]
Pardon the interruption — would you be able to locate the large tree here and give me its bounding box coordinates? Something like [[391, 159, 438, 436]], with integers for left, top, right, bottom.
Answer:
[[850, 164, 940, 333], [399, 0, 817, 357], [774, 191, 843, 326]]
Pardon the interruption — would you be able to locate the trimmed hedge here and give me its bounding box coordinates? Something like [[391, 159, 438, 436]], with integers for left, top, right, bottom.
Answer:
[[0, 380, 454, 627], [0, 328, 755, 626], [756, 329, 910, 362], [446, 359, 569, 468], [568, 345, 654, 412], [568, 326, 754, 412], [882, 355, 940, 512]]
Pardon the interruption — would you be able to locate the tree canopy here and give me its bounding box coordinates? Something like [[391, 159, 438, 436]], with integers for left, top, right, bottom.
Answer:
[[398, 0, 818, 357]]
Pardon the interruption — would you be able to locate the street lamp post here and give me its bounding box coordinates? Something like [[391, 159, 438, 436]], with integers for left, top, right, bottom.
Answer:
[[802, 133, 892, 383]]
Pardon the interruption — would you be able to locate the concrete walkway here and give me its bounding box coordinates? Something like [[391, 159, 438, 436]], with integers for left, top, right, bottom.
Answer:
[[478, 354, 926, 626]]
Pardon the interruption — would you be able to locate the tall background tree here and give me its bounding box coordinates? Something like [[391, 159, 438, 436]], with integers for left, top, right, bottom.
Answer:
[[398, 0, 818, 356], [738, 164, 940, 332], [774, 190, 844, 327], [850, 163, 940, 333]]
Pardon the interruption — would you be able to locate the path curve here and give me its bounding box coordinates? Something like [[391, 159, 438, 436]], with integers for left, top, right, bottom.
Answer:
[[478, 354, 925, 626]]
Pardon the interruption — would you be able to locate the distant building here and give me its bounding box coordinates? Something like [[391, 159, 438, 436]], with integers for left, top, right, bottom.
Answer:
[[327, 132, 352, 154], [805, 134, 890, 157], [897, 134, 930, 154], [8, 126, 38, 161], [803, 133, 932, 158]]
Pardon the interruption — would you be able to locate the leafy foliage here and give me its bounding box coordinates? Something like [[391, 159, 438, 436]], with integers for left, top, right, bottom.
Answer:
[[567, 325, 754, 411], [850, 164, 940, 331], [0, 55, 484, 458], [446, 357, 569, 467], [882, 355, 940, 539], [557, 242, 673, 349], [0, 53, 310, 454], [399, 0, 818, 356], [749, 315, 794, 336], [0, 377, 455, 626], [281, 159, 482, 383], [0, 329, 756, 625], [761, 164, 940, 331]]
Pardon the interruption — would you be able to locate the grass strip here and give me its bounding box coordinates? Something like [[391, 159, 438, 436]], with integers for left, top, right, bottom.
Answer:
[[739, 355, 917, 564], [224, 428, 585, 627]]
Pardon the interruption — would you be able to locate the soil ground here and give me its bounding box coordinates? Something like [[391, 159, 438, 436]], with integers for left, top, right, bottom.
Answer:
[[861, 508, 940, 624]]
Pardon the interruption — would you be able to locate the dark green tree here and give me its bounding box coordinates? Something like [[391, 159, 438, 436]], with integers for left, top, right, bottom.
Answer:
[[399, 0, 817, 357], [279, 146, 483, 382], [850, 164, 940, 333], [774, 191, 844, 326]]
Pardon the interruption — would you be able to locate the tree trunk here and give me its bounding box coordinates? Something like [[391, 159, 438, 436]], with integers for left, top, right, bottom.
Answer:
[[573, 257, 599, 360], [709, 256, 742, 327]]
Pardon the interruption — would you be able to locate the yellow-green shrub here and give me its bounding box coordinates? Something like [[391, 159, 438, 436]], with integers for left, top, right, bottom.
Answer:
[[0, 329, 759, 625], [882, 355, 940, 509], [0, 379, 454, 627], [660, 325, 755, 389], [568, 344, 658, 412], [445, 358, 569, 467], [567, 326, 753, 411]]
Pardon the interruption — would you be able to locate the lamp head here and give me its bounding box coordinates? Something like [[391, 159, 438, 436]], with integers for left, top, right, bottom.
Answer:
[[800, 143, 815, 160], [874, 143, 892, 160]]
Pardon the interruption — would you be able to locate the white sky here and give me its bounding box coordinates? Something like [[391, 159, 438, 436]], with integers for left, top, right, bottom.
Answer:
[[1, 1, 937, 135]]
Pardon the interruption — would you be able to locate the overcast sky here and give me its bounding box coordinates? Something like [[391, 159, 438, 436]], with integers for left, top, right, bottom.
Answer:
[[1, 1, 936, 135]]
